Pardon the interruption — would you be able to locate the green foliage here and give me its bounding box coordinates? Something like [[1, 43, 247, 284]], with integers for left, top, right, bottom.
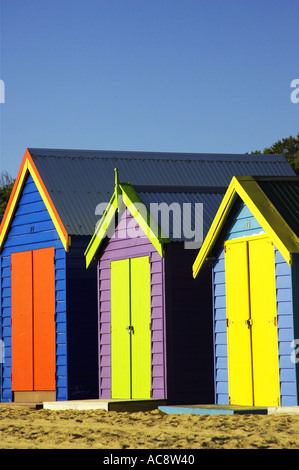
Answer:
[[0, 171, 15, 214], [252, 132, 299, 175]]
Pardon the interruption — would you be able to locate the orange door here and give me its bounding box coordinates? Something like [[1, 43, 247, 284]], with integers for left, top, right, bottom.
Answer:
[[11, 251, 34, 391], [11, 248, 56, 392], [33, 248, 56, 390]]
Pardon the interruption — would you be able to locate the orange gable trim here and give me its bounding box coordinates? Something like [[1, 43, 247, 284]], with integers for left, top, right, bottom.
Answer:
[[0, 149, 70, 252]]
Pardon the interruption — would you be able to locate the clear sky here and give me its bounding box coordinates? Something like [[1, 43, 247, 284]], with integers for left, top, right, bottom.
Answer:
[[0, 0, 298, 178]]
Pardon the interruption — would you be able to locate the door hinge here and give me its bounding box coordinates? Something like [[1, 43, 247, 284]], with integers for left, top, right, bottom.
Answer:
[[226, 318, 233, 327]]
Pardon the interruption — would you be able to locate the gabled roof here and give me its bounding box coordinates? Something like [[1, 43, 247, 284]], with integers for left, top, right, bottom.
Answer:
[[84, 170, 229, 267], [85, 169, 170, 267], [0, 149, 69, 251], [192, 176, 299, 277], [0, 148, 295, 252]]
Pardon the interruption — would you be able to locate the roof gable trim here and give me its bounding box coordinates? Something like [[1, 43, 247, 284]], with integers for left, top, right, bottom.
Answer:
[[0, 149, 70, 252], [193, 176, 299, 277], [84, 169, 170, 268]]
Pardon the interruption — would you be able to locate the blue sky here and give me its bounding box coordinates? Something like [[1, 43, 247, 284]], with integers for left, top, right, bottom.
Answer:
[[0, 0, 298, 178]]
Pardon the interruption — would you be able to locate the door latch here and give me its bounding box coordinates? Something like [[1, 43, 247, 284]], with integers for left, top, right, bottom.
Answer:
[[127, 325, 134, 334], [269, 317, 277, 326], [245, 318, 253, 328]]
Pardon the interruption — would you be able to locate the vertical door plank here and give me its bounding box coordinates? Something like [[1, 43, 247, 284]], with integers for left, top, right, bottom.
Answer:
[[225, 240, 253, 405], [33, 247, 56, 391], [111, 259, 131, 398], [130, 256, 151, 399], [249, 238, 280, 406], [11, 251, 33, 391]]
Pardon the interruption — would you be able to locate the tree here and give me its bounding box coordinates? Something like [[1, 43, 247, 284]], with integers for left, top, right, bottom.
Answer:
[[0, 171, 15, 214], [251, 132, 299, 175]]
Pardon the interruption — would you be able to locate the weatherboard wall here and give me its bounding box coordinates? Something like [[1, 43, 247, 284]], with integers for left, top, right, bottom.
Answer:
[[96, 208, 215, 404], [0, 174, 99, 402], [212, 197, 298, 406], [292, 254, 299, 401], [0, 174, 68, 402]]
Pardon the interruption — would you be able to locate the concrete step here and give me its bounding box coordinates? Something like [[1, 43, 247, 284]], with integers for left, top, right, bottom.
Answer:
[[43, 399, 167, 412], [159, 404, 299, 415]]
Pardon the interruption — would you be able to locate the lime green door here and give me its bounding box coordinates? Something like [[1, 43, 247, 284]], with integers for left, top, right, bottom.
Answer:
[[110, 256, 151, 399], [225, 236, 280, 406]]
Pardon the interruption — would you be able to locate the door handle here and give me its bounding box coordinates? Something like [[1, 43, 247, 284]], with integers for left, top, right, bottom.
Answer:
[[245, 319, 253, 328], [127, 325, 134, 334]]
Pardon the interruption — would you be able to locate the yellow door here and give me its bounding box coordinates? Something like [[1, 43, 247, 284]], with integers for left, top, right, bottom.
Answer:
[[225, 235, 280, 406], [249, 238, 280, 406], [225, 240, 253, 405]]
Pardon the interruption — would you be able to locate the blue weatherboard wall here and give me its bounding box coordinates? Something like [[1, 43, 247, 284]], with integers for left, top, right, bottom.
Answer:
[[291, 254, 299, 401], [0, 174, 68, 401], [212, 197, 298, 406]]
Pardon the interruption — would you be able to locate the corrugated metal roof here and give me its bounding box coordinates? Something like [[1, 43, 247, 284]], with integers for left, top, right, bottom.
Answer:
[[28, 148, 295, 236], [136, 186, 225, 242], [255, 176, 299, 237]]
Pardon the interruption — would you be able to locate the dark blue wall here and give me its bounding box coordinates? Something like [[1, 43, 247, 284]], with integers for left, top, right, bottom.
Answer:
[[66, 236, 99, 399], [164, 242, 214, 405]]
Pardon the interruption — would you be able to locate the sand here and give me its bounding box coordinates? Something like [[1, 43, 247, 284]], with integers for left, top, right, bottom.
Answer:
[[0, 406, 299, 450]]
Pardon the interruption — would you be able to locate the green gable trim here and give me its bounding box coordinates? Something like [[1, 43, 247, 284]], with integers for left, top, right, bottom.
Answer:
[[85, 170, 170, 268]]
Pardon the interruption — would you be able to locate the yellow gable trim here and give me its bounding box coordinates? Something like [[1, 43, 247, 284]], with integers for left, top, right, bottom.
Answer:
[[233, 177, 298, 265], [0, 160, 29, 249], [193, 176, 299, 278]]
